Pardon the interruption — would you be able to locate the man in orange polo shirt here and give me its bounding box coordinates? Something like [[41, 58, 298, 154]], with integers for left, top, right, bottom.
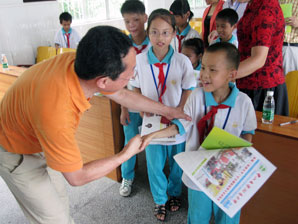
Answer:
[[0, 26, 190, 223]]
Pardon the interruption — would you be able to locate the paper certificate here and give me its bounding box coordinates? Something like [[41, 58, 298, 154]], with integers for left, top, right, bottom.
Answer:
[[141, 114, 176, 142], [174, 128, 276, 218]]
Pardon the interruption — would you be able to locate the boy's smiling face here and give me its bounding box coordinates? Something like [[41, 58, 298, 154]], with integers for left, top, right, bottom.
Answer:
[[215, 19, 236, 42], [123, 13, 147, 38], [200, 51, 236, 96]]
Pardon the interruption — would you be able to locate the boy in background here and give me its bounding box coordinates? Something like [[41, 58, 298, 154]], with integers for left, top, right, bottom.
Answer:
[[119, 0, 150, 197], [143, 42, 257, 224], [54, 12, 81, 50], [210, 8, 239, 47]]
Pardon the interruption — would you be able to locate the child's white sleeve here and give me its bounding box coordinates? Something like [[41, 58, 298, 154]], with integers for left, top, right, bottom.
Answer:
[[181, 55, 197, 90], [54, 30, 62, 46], [172, 90, 196, 135], [242, 97, 257, 135]]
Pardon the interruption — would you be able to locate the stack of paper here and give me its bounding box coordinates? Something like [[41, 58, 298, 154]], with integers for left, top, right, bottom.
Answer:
[[174, 127, 276, 218]]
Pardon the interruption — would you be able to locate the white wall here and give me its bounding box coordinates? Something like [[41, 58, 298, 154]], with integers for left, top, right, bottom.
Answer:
[[0, 0, 206, 66], [0, 1, 60, 65]]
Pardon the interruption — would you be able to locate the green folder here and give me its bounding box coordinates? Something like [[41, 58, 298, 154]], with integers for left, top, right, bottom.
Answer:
[[280, 3, 293, 33], [201, 126, 252, 150]]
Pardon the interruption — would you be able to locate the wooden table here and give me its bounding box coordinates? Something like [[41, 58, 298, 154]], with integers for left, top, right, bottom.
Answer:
[[241, 111, 298, 224], [0, 65, 124, 181]]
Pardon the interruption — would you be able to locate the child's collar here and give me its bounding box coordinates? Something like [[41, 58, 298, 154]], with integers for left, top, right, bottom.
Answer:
[[129, 34, 149, 47], [147, 46, 174, 64], [176, 24, 191, 36], [204, 82, 239, 107], [62, 28, 72, 34]]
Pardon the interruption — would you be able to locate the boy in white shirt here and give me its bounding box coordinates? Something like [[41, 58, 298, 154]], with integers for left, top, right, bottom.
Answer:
[[54, 12, 81, 50], [210, 8, 239, 48], [143, 42, 257, 224]]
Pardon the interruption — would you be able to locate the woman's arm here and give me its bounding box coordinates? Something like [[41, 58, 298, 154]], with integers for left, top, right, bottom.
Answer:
[[236, 46, 269, 79]]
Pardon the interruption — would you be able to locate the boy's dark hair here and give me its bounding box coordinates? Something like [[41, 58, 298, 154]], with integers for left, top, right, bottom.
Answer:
[[206, 42, 240, 69], [182, 38, 204, 56], [120, 0, 145, 15], [170, 0, 194, 21], [147, 9, 176, 33], [75, 26, 132, 81], [59, 12, 72, 24], [216, 8, 238, 26]]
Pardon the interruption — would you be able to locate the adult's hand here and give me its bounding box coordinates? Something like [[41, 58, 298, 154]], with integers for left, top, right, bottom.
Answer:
[[285, 16, 298, 28], [163, 106, 191, 121], [62, 135, 143, 186]]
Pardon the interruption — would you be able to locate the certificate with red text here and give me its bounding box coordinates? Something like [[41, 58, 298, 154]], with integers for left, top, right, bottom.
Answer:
[[174, 146, 276, 218]]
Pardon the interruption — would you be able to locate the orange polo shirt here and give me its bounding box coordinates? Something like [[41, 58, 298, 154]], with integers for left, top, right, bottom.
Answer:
[[0, 52, 91, 172]]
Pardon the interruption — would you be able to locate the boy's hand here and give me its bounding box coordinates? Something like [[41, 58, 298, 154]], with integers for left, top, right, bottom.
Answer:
[[124, 134, 144, 157], [120, 107, 130, 126], [208, 30, 218, 44], [140, 133, 155, 150]]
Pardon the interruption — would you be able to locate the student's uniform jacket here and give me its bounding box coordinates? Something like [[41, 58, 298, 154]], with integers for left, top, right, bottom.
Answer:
[[131, 46, 197, 145], [171, 24, 200, 52], [172, 83, 257, 190], [54, 28, 81, 49]]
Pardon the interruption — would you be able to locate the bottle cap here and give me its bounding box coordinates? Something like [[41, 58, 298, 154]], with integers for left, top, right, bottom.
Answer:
[[267, 91, 274, 96]]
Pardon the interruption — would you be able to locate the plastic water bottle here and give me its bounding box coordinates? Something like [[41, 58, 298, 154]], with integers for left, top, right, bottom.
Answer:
[[1, 54, 9, 71], [262, 91, 275, 124]]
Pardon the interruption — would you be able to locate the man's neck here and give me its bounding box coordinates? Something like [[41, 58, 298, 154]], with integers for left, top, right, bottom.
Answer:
[[79, 78, 97, 100]]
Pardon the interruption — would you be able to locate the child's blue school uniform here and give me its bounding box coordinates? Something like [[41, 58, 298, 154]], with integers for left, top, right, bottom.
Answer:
[[120, 36, 150, 181], [131, 46, 196, 205], [172, 83, 257, 224]]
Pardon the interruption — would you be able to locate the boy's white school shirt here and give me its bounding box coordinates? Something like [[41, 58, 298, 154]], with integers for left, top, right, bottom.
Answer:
[[210, 34, 239, 48], [171, 24, 200, 52], [172, 83, 257, 190], [130, 46, 197, 145], [54, 28, 81, 49]]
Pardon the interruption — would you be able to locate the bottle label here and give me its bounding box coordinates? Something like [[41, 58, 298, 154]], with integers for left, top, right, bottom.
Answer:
[[262, 109, 274, 121], [2, 63, 8, 69]]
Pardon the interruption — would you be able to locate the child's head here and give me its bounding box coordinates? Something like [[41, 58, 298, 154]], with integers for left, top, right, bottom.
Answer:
[[200, 42, 239, 93], [215, 8, 238, 42], [121, 0, 147, 37], [169, 0, 194, 28], [147, 9, 176, 52], [181, 38, 204, 69], [59, 12, 72, 33]]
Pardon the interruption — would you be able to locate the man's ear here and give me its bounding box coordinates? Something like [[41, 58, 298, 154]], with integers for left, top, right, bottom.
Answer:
[[96, 76, 109, 89], [232, 24, 237, 31]]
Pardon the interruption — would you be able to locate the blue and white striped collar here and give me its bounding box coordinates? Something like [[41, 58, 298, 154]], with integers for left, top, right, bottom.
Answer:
[[147, 46, 174, 64], [204, 82, 239, 107]]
